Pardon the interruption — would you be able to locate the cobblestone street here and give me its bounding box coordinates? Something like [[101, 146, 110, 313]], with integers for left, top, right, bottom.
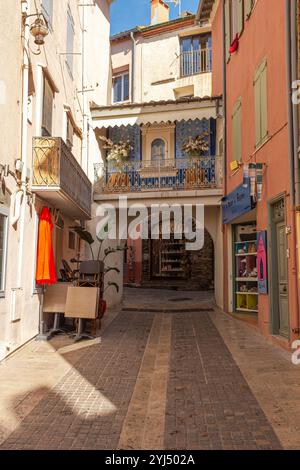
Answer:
[[0, 288, 299, 450]]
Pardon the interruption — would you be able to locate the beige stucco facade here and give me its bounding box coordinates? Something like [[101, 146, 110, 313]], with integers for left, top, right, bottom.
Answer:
[[0, 0, 112, 361], [111, 24, 212, 104]]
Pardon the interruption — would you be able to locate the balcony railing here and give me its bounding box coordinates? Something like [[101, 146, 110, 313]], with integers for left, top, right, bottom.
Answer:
[[94, 156, 222, 194], [180, 48, 212, 77], [32, 137, 92, 219]]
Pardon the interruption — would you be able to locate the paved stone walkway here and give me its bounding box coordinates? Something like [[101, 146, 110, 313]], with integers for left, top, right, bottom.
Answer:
[[0, 288, 299, 449]]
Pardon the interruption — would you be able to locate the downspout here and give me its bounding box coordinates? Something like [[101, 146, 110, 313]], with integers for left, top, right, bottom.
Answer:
[[17, 0, 30, 288], [285, 0, 300, 335], [291, 0, 300, 333], [222, 0, 228, 313], [130, 31, 135, 103], [222, 0, 227, 195], [81, 3, 88, 174]]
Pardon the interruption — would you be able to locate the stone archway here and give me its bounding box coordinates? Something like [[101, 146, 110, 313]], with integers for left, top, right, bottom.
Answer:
[[140, 225, 214, 292]]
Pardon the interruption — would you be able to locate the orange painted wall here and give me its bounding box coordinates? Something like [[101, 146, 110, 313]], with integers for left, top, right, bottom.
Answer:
[[212, 0, 299, 347]]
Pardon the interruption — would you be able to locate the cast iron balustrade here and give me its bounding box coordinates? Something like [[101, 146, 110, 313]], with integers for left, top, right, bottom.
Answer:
[[94, 156, 222, 194], [180, 48, 212, 77], [32, 137, 92, 219]]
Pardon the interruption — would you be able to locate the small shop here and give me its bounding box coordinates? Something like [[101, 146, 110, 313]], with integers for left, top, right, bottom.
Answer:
[[222, 178, 259, 317], [233, 222, 258, 314], [139, 219, 215, 291]]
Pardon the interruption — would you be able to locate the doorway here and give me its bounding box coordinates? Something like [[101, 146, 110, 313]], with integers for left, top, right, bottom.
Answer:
[[270, 197, 289, 338]]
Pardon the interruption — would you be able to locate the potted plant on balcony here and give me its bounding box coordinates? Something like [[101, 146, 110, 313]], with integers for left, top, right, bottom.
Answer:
[[181, 131, 210, 188], [99, 136, 133, 190]]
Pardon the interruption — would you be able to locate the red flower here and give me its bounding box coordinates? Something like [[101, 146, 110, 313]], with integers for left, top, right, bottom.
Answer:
[[229, 33, 239, 54]]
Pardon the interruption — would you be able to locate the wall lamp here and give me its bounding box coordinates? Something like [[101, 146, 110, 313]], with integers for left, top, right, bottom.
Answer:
[[30, 15, 49, 46]]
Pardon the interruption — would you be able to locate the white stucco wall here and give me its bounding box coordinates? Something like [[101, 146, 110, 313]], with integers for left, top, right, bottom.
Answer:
[[111, 24, 212, 104], [0, 0, 111, 361]]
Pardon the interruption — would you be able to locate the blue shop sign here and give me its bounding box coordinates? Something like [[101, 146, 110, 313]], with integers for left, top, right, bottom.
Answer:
[[222, 178, 254, 224]]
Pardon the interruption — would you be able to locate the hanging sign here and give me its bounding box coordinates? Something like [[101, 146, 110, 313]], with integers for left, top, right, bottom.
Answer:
[[221, 178, 254, 224], [257, 230, 268, 294]]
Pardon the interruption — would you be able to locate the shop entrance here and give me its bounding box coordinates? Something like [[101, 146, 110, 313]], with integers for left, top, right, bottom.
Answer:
[[233, 222, 258, 316], [141, 227, 214, 291]]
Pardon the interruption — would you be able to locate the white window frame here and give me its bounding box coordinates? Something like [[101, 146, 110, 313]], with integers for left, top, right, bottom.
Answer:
[[112, 72, 130, 103], [0, 207, 9, 297]]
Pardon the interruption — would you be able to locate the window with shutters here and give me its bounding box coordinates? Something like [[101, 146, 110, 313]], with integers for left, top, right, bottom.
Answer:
[[254, 60, 268, 148], [232, 98, 242, 161], [225, 0, 244, 60], [41, 75, 53, 136], [113, 73, 130, 103], [66, 6, 75, 78], [66, 115, 74, 149], [41, 0, 53, 27]]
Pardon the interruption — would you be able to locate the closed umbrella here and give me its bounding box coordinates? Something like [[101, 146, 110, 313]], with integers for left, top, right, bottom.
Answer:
[[36, 207, 57, 285]]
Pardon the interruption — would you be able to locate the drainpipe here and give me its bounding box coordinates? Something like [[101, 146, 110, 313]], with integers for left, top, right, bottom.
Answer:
[[291, 0, 300, 333], [222, 0, 227, 195], [222, 0, 227, 312], [81, 3, 88, 174], [17, 0, 30, 288], [130, 31, 135, 103], [285, 0, 300, 335]]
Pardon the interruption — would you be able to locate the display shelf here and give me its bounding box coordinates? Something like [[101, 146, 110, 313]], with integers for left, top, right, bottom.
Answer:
[[235, 252, 257, 257], [161, 268, 184, 272], [236, 308, 259, 313], [234, 230, 258, 315], [236, 291, 258, 295]]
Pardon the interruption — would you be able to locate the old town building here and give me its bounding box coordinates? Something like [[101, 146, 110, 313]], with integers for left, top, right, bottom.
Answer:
[[0, 0, 112, 361], [201, 0, 300, 349], [92, 0, 224, 307]]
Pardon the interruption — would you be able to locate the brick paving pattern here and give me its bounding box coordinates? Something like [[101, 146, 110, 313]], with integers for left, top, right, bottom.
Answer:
[[0, 311, 153, 450], [164, 312, 281, 450], [0, 305, 282, 450]]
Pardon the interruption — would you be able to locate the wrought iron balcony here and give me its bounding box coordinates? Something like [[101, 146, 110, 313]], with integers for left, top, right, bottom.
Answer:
[[180, 48, 212, 77], [94, 156, 222, 194], [32, 137, 92, 220]]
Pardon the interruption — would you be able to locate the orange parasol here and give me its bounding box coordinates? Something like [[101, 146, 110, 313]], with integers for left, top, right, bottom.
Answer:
[[36, 207, 57, 285]]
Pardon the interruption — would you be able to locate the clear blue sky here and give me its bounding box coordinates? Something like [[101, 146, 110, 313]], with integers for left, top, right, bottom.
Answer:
[[110, 0, 199, 36]]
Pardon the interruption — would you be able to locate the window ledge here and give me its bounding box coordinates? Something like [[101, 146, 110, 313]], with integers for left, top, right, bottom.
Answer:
[[113, 100, 131, 105]]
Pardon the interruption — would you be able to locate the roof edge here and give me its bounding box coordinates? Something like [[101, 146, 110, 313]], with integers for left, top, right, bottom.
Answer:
[[91, 95, 222, 112]]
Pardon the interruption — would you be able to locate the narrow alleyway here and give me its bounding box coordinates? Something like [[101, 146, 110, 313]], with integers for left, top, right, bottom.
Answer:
[[0, 288, 299, 450]]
